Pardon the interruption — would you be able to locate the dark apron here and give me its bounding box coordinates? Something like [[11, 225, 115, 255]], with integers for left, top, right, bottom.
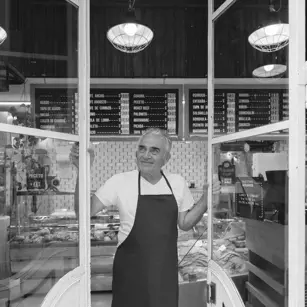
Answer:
[[111, 172, 179, 307]]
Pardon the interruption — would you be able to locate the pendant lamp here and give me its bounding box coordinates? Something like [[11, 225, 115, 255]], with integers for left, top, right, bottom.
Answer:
[[106, 0, 154, 53], [248, 0, 289, 52], [252, 64, 287, 82], [0, 26, 7, 45]]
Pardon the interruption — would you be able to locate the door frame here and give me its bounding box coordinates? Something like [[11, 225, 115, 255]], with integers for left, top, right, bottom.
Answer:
[[207, 0, 306, 306], [0, 0, 92, 306]]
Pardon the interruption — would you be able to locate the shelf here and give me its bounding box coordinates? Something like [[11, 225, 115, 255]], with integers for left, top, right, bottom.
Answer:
[[246, 282, 279, 307], [16, 191, 75, 196], [246, 261, 285, 296]]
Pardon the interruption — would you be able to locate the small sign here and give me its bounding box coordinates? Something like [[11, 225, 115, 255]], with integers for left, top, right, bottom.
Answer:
[[218, 161, 236, 185], [235, 176, 264, 220], [26, 167, 46, 191]]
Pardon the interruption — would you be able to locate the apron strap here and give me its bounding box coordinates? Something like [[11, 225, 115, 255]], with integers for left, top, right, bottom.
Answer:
[[138, 171, 174, 195], [161, 171, 174, 194]]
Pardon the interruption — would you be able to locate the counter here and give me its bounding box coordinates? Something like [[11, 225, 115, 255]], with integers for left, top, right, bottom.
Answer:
[[6, 217, 248, 302]]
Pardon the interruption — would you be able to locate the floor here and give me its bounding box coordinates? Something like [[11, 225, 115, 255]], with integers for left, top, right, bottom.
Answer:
[[91, 292, 112, 307], [6, 293, 112, 307]]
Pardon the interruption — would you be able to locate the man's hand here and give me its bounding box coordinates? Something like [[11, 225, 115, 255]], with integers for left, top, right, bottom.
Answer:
[[69, 142, 95, 169], [178, 174, 222, 231]]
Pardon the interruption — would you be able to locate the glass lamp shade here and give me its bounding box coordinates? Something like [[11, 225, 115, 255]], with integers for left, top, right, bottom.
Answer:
[[252, 64, 287, 83], [248, 23, 289, 52], [0, 27, 7, 45], [107, 22, 154, 53]]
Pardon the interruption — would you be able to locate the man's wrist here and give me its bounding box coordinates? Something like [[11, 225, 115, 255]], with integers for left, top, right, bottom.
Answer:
[[199, 192, 208, 211]]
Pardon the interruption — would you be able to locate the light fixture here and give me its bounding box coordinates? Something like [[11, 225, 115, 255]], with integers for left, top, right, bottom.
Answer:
[[252, 64, 287, 82], [248, 0, 289, 52], [263, 64, 274, 72], [106, 0, 154, 53], [0, 26, 7, 45], [248, 24, 289, 52]]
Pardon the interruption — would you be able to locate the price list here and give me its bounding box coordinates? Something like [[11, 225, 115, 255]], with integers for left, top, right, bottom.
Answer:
[[35, 88, 76, 134], [236, 91, 272, 132], [226, 92, 236, 133], [130, 90, 178, 135], [90, 89, 129, 135], [281, 90, 289, 121], [189, 90, 227, 134]]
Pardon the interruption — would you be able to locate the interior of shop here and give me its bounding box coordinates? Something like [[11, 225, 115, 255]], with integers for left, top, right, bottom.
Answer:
[[0, 0, 305, 306]]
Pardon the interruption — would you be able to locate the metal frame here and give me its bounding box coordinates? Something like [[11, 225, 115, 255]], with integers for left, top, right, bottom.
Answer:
[[287, 0, 306, 305], [207, 1, 306, 306], [78, 0, 91, 305], [0, 0, 91, 306]]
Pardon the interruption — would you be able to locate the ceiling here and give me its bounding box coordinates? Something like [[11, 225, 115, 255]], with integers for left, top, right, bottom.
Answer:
[[0, 0, 297, 87]]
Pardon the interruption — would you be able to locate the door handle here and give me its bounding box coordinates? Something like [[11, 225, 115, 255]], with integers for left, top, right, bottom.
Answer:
[[206, 282, 216, 304]]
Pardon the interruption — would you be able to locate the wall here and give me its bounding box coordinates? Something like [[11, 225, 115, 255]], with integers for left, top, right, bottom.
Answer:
[[20, 139, 292, 216], [34, 140, 208, 215], [91, 140, 208, 190]]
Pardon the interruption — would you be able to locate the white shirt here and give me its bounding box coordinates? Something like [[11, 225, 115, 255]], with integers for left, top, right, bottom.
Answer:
[[95, 170, 195, 244]]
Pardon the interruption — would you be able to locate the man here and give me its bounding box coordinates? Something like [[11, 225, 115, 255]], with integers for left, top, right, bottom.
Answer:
[[71, 128, 220, 307]]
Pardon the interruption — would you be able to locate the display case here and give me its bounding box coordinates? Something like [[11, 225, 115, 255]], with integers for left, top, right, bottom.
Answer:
[[7, 201, 248, 298], [177, 215, 248, 306], [8, 202, 120, 295]]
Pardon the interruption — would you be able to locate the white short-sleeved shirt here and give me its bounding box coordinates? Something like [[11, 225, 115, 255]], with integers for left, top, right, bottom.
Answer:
[[95, 170, 195, 244]]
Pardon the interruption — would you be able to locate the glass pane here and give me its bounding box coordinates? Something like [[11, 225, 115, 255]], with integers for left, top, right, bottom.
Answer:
[[0, 0, 78, 135], [213, 0, 289, 137], [0, 131, 79, 306], [90, 139, 210, 305], [212, 130, 289, 305], [214, 0, 228, 11]]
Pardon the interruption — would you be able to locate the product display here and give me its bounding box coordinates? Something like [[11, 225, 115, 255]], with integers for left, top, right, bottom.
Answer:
[[178, 219, 248, 282], [8, 206, 248, 293]]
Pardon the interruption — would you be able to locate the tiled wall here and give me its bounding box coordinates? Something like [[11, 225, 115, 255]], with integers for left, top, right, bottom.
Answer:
[[28, 139, 291, 216], [36, 140, 208, 215], [91, 141, 208, 191]]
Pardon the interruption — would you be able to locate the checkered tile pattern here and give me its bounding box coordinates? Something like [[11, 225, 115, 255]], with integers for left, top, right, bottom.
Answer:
[[29, 139, 295, 215], [91, 141, 208, 190], [34, 140, 208, 214]]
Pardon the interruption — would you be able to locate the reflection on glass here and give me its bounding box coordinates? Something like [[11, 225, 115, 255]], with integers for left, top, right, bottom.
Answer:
[[213, 131, 289, 305], [0, 1, 78, 135], [211, 1, 289, 137], [0, 132, 79, 306]]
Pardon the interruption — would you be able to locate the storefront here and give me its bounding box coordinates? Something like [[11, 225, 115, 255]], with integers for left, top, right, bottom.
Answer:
[[0, 0, 305, 306]]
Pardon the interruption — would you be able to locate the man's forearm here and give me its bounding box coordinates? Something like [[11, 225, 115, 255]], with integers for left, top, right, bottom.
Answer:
[[182, 193, 208, 231]]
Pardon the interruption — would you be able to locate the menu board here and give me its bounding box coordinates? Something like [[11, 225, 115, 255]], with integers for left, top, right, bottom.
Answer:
[[130, 89, 178, 135], [35, 88, 178, 136], [35, 88, 76, 134], [90, 89, 129, 135], [90, 89, 178, 136], [236, 90, 275, 132], [189, 89, 288, 135], [235, 176, 264, 220], [189, 89, 227, 134]]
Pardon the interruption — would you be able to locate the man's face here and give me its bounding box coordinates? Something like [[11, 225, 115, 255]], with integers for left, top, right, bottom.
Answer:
[[136, 134, 170, 176]]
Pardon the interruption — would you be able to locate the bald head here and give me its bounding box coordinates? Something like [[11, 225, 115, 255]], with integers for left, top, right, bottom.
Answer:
[[137, 128, 172, 155]]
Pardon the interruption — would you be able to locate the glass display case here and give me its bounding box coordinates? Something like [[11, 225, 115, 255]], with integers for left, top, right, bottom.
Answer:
[[177, 216, 248, 284], [2, 132, 295, 306]]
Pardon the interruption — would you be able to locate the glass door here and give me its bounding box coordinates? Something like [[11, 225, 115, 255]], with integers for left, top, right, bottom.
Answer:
[[0, 0, 91, 306], [207, 0, 306, 306]]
